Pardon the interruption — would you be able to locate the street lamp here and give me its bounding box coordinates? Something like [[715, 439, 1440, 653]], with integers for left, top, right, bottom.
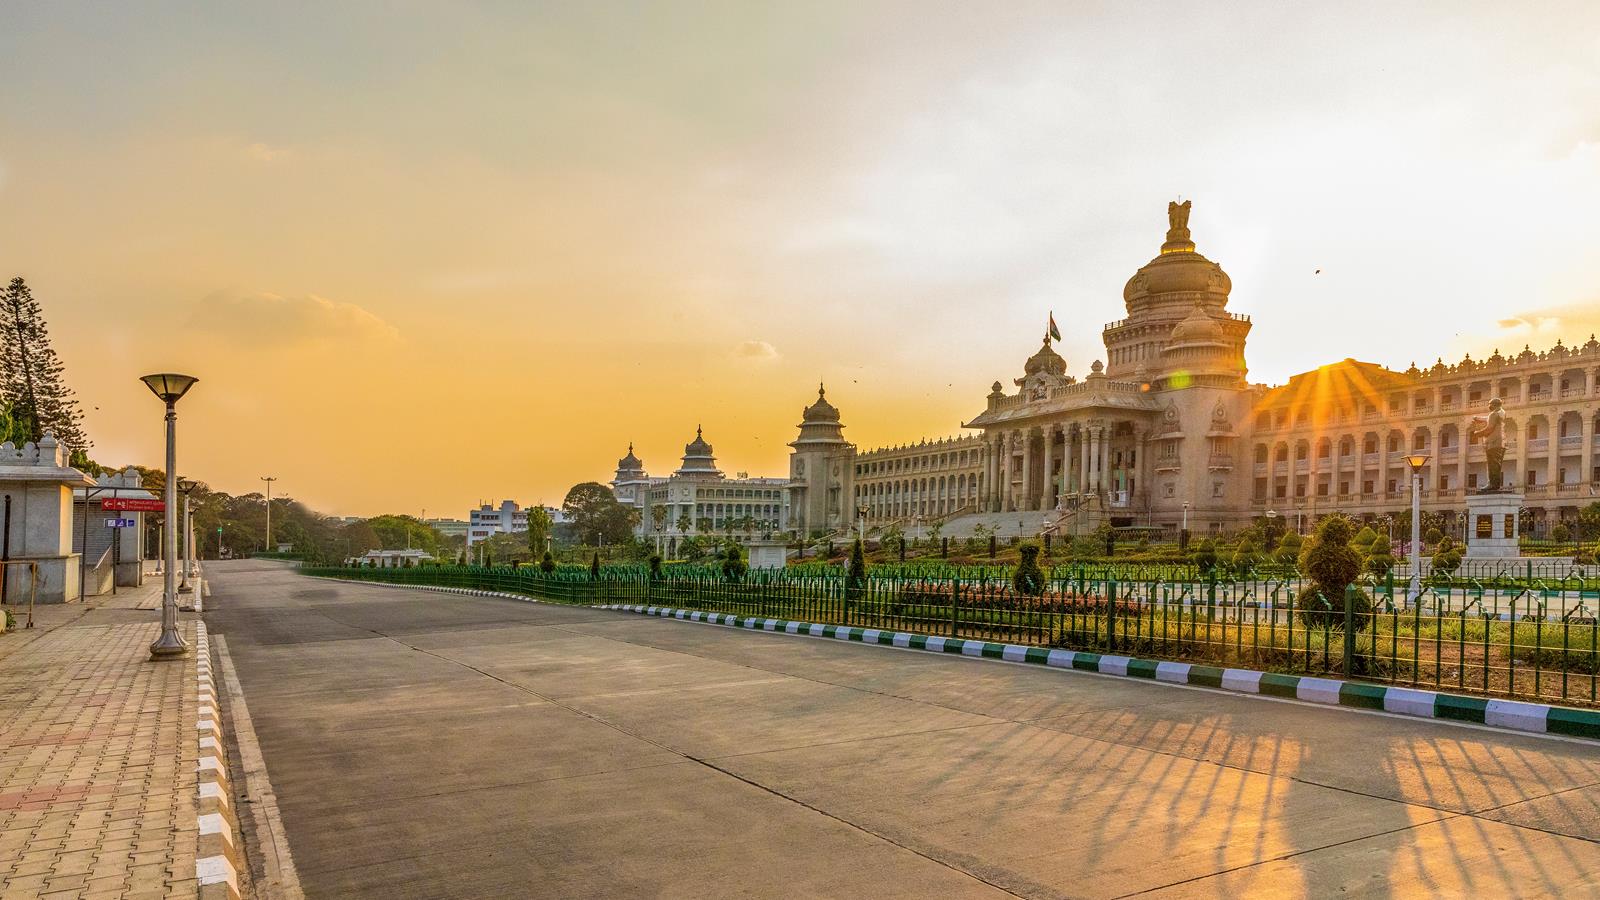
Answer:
[[176, 478, 196, 594], [1264, 508, 1279, 542], [1403, 454, 1430, 606], [140, 372, 197, 660], [856, 504, 869, 546], [260, 476, 278, 553]]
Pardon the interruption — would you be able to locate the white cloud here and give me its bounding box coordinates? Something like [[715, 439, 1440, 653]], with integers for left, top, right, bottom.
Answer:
[[187, 290, 399, 346], [734, 339, 780, 361]]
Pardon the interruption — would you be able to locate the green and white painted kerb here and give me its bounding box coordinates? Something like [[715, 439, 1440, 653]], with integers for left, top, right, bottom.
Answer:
[[595, 602, 1600, 743], [308, 578, 1600, 743]]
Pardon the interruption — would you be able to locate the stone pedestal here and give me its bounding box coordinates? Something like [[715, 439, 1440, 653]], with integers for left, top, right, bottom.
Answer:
[[745, 539, 789, 571], [1465, 490, 1523, 559]]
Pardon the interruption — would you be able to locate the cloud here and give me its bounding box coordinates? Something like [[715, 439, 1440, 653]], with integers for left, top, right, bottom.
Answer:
[[188, 290, 399, 346], [243, 142, 289, 163], [734, 339, 780, 361]]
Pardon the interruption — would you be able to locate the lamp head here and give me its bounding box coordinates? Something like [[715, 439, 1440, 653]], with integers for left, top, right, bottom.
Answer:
[[1403, 454, 1431, 471], [177, 478, 196, 493], [140, 373, 198, 404]]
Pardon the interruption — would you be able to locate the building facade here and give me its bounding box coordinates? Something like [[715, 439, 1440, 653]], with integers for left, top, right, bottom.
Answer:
[[614, 427, 788, 548], [605, 201, 1600, 542]]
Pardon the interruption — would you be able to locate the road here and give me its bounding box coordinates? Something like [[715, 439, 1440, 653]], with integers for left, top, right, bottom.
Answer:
[[207, 561, 1600, 899]]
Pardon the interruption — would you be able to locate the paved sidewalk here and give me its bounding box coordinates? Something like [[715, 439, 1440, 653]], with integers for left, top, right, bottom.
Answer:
[[0, 581, 207, 898]]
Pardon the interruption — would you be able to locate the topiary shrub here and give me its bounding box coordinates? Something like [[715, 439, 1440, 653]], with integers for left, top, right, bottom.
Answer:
[[1296, 516, 1369, 630], [1274, 532, 1303, 566], [1424, 527, 1444, 548], [1191, 538, 1219, 579], [1366, 545, 1394, 578], [1013, 543, 1045, 596], [540, 551, 557, 573], [846, 538, 867, 602], [589, 551, 600, 580], [648, 554, 662, 578], [1552, 523, 1571, 544]]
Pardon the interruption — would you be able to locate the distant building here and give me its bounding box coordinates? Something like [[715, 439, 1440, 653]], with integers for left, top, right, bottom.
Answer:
[[465, 501, 567, 547], [616, 427, 787, 551], [352, 548, 433, 568], [425, 518, 469, 539]]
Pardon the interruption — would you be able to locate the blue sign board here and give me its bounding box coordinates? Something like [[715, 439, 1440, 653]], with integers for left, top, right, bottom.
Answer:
[[104, 518, 137, 528]]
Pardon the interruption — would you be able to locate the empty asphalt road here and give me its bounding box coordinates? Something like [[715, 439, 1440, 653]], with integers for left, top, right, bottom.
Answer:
[[206, 561, 1600, 899]]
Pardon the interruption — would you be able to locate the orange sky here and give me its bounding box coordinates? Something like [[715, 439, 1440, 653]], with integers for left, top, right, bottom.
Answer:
[[3, 3, 1598, 517]]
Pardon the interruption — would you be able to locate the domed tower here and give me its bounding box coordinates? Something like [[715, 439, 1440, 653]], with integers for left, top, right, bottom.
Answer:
[[610, 443, 653, 522], [1015, 336, 1073, 400], [1104, 201, 1249, 385], [674, 426, 723, 478], [787, 384, 856, 536]]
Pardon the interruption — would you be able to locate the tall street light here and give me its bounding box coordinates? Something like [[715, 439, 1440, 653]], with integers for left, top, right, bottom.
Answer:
[[177, 478, 196, 594], [141, 373, 197, 660], [260, 476, 278, 553], [1404, 454, 1430, 606]]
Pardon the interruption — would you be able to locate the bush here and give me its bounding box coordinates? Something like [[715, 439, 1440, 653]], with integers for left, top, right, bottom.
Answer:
[[1013, 543, 1045, 596], [589, 552, 600, 580], [721, 543, 747, 580], [1424, 527, 1444, 547], [539, 551, 557, 574], [1274, 532, 1303, 566], [1366, 547, 1394, 578], [648, 554, 662, 578], [1296, 585, 1373, 631], [1552, 523, 1572, 544]]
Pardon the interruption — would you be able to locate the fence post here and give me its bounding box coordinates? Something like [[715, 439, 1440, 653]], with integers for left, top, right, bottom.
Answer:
[[950, 578, 961, 638], [1106, 579, 1118, 653], [1342, 584, 1357, 675]]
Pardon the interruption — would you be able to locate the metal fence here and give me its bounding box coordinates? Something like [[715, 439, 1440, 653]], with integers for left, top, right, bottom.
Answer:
[[303, 565, 1600, 707]]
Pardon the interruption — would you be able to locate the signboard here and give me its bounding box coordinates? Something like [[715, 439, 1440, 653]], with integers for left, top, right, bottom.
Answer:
[[104, 518, 137, 528], [101, 497, 164, 512]]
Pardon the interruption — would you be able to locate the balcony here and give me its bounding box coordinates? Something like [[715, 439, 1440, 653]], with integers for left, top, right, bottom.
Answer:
[[1559, 435, 1582, 449], [1561, 387, 1585, 399], [1527, 438, 1549, 453], [1468, 399, 1487, 411], [1439, 401, 1459, 413], [1207, 454, 1234, 470], [1362, 453, 1380, 466]]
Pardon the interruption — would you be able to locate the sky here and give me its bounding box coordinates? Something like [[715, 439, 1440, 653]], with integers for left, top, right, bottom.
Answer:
[[2, 1, 1598, 518]]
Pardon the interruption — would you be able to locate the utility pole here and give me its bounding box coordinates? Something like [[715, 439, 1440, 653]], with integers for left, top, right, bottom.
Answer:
[[260, 476, 278, 553]]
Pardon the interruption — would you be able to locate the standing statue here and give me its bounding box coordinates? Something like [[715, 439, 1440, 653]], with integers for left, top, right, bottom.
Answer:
[[1467, 398, 1507, 492]]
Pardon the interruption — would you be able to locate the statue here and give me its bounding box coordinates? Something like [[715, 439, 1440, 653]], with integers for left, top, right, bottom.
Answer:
[[1467, 398, 1507, 492], [1165, 199, 1193, 247], [1168, 199, 1191, 231]]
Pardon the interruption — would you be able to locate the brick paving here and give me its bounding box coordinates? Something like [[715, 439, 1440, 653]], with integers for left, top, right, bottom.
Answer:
[[1, 583, 204, 899]]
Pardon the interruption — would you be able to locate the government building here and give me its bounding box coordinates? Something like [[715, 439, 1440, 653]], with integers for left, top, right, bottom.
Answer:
[[615, 202, 1600, 543]]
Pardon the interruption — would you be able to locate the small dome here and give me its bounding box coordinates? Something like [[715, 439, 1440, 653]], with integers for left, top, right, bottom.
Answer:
[[801, 383, 840, 422], [617, 442, 642, 470], [1167, 304, 1226, 347], [684, 426, 712, 457], [1023, 338, 1067, 377]]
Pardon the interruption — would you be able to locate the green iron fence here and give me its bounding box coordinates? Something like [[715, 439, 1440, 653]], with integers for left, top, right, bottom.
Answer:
[[303, 564, 1600, 707]]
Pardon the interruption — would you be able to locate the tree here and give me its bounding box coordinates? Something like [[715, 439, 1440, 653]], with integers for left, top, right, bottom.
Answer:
[[846, 538, 867, 601], [0, 277, 89, 450], [526, 505, 553, 554], [720, 543, 746, 581], [562, 482, 637, 546]]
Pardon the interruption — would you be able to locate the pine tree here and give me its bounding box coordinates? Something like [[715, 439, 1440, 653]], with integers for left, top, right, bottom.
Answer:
[[0, 278, 89, 451]]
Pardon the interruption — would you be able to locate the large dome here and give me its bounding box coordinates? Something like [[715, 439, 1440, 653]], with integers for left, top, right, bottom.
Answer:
[[801, 384, 840, 423], [1122, 201, 1231, 313]]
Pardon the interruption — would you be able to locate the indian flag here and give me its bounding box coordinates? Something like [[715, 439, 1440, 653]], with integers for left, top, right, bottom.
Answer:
[[1048, 312, 1061, 342]]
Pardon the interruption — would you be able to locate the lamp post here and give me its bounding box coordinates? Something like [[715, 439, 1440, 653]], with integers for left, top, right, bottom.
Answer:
[[260, 476, 278, 553], [856, 504, 869, 546], [141, 373, 197, 660], [1265, 509, 1279, 544], [1403, 454, 1430, 606], [176, 478, 196, 594]]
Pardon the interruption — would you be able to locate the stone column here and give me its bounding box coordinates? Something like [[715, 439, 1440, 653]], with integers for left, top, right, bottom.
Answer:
[[1458, 422, 1470, 493], [1040, 425, 1055, 510], [1081, 422, 1094, 493], [1547, 426, 1560, 492], [1087, 426, 1102, 494]]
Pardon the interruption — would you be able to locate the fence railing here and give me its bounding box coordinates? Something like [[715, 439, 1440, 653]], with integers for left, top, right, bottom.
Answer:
[[304, 565, 1600, 707]]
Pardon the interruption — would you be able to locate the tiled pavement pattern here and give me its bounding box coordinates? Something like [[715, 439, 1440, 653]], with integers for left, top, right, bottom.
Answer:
[[0, 585, 207, 899]]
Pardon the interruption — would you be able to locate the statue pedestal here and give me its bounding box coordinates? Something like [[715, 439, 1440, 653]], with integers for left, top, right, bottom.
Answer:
[[1465, 491, 1523, 559]]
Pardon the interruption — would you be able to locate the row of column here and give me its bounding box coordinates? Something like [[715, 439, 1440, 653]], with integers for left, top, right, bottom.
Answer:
[[981, 422, 1128, 513]]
